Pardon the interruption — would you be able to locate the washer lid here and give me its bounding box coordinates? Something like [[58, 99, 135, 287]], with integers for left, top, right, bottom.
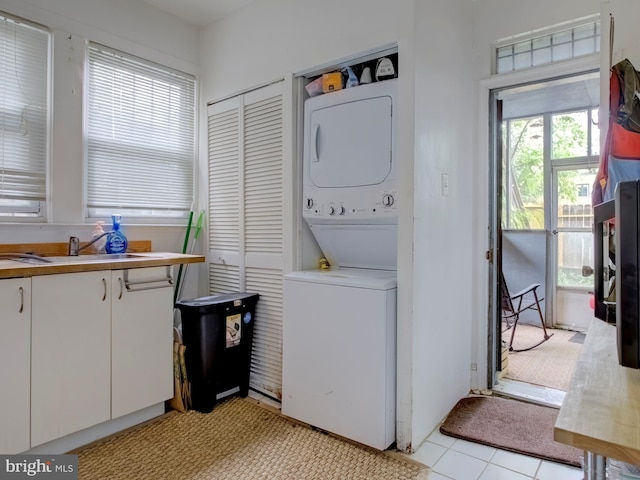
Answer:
[[308, 95, 392, 188], [284, 268, 397, 290]]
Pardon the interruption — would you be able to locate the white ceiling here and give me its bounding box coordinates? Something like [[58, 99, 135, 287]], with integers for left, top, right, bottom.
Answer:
[[139, 0, 258, 27]]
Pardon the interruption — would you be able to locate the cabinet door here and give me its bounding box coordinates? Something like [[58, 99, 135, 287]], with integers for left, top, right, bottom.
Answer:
[[111, 267, 174, 419], [31, 272, 111, 447], [0, 278, 31, 453]]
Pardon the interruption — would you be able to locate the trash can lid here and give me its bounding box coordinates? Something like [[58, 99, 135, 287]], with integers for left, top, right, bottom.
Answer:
[[176, 292, 259, 308]]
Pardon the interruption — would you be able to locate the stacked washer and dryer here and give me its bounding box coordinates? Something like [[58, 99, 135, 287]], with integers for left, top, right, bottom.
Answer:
[[282, 78, 398, 450]]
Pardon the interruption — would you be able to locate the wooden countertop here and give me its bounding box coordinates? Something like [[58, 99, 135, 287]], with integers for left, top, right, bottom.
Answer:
[[0, 252, 205, 279], [554, 318, 640, 465]]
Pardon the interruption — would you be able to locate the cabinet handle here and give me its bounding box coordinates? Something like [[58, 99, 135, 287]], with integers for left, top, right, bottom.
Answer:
[[118, 277, 123, 300], [102, 278, 107, 301], [18, 286, 24, 313]]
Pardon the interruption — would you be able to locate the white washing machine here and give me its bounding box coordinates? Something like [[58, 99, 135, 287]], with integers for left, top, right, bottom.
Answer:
[[282, 268, 396, 450], [282, 78, 399, 450]]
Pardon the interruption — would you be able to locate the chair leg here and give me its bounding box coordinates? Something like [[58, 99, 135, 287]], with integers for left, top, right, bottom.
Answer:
[[508, 297, 523, 351], [509, 291, 553, 353], [508, 314, 519, 351], [533, 289, 553, 342]]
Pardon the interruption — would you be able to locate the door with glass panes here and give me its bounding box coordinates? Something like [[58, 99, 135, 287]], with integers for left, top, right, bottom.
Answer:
[[499, 72, 600, 331]]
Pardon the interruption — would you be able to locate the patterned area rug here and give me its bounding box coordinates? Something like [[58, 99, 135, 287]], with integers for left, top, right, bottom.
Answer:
[[503, 324, 583, 391], [74, 398, 428, 480], [440, 396, 582, 468]]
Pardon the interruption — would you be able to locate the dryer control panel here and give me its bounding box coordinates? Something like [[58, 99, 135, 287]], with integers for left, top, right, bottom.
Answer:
[[303, 188, 398, 221]]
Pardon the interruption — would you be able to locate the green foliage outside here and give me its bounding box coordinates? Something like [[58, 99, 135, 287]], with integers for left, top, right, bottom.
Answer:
[[504, 112, 590, 229]]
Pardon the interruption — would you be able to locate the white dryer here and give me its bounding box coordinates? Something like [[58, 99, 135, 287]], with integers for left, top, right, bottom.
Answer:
[[302, 79, 398, 270]]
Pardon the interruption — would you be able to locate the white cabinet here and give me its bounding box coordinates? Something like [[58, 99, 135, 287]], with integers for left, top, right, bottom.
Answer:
[[111, 267, 174, 419], [0, 278, 31, 453], [31, 271, 111, 447]]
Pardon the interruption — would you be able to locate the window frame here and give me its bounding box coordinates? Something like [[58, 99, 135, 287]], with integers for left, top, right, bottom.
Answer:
[[494, 16, 600, 75]]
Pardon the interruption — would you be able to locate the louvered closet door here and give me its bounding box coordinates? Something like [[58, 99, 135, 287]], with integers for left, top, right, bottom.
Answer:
[[207, 82, 286, 400]]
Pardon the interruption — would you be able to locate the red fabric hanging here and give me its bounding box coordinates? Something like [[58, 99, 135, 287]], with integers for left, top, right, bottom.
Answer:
[[592, 60, 640, 206]]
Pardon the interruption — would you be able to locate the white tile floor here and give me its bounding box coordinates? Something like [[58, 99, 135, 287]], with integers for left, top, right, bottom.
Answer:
[[408, 428, 584, 480]]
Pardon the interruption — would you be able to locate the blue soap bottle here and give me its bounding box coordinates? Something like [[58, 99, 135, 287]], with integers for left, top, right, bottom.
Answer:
[[105, 214, 128, 254]]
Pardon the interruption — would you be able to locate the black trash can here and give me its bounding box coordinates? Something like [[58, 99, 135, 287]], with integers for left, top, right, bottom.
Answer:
[[176, 292, 259, 413]]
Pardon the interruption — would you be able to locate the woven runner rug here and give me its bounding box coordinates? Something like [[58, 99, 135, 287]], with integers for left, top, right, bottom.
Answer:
[[440, 396, 582, 468], [74, 397, 428, 480]]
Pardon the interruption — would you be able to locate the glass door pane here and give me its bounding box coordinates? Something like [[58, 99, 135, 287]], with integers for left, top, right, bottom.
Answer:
[[503, 116, 545, 229], [555, 168, 596, 288]]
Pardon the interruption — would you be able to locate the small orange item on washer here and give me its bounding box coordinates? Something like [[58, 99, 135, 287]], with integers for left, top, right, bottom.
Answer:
[[322, 72, 343, 93]]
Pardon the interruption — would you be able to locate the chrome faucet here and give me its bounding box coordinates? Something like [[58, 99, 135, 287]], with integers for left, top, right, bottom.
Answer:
[[68, 231, 110, 256]]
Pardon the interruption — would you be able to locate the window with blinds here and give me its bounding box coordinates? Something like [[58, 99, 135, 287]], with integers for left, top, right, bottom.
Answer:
[[0, 13, 49, 218], [86, 44, 196, 220]]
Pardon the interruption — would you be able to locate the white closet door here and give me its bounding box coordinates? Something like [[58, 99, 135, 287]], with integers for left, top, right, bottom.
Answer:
[[207, 81, 289, 400]]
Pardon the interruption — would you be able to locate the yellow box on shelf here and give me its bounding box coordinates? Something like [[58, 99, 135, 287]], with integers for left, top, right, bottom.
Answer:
[[322, 72, 343, 93]]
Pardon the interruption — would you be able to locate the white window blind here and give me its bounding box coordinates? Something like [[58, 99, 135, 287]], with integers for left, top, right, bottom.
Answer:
[[87, 44, 195, 220], [0, 14, 49, 217]]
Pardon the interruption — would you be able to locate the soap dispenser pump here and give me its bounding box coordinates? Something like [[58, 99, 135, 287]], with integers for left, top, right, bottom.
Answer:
[[105, 214, 128, 254]]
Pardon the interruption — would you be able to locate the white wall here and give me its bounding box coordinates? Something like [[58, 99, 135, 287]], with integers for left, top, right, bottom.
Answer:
[[0, 0, 202, 297], [609, 0, 640, 67], [410, 0, 475, 449], [0, 0, 199, 70], [198, 0, 412, 102]]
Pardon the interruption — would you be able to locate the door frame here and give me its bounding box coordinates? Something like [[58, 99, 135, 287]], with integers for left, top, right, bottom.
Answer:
[[473, 54, 602, 391]]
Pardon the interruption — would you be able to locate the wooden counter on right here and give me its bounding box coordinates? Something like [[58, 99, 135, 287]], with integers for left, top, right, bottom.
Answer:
[[554, 318, 640, 466]]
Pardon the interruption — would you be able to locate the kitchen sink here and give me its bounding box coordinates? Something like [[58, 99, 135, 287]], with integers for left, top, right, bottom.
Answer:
[[44, 253, 142, 263]]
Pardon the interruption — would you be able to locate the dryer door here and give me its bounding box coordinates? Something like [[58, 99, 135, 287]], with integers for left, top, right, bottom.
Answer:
[[308, 95, 392, 188]]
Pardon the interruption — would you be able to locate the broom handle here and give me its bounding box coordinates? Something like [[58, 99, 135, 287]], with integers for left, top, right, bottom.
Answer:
[[174, 211, 194, 304], [177, 210, 205, 302]]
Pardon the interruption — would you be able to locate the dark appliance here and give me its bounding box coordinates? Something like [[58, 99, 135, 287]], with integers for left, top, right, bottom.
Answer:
[[594, 180, 640, 368], [615, 180, 640, 368]]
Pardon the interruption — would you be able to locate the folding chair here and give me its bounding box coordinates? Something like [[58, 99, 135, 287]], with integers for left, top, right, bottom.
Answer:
[[501, 273, 553, 352]]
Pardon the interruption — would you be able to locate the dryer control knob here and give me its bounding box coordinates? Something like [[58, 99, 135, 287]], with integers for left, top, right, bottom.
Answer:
[[338, 206, 346, 215], [306, 198, 314, 209], [328, 206, 335, 216], [382, 194, 394, 207]]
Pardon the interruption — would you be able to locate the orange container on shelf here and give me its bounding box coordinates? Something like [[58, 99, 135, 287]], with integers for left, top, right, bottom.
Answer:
[[322, 72, 343, 93]]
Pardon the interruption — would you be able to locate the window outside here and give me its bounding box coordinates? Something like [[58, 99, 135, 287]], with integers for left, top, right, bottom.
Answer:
[[503, 116, 545, 229]]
